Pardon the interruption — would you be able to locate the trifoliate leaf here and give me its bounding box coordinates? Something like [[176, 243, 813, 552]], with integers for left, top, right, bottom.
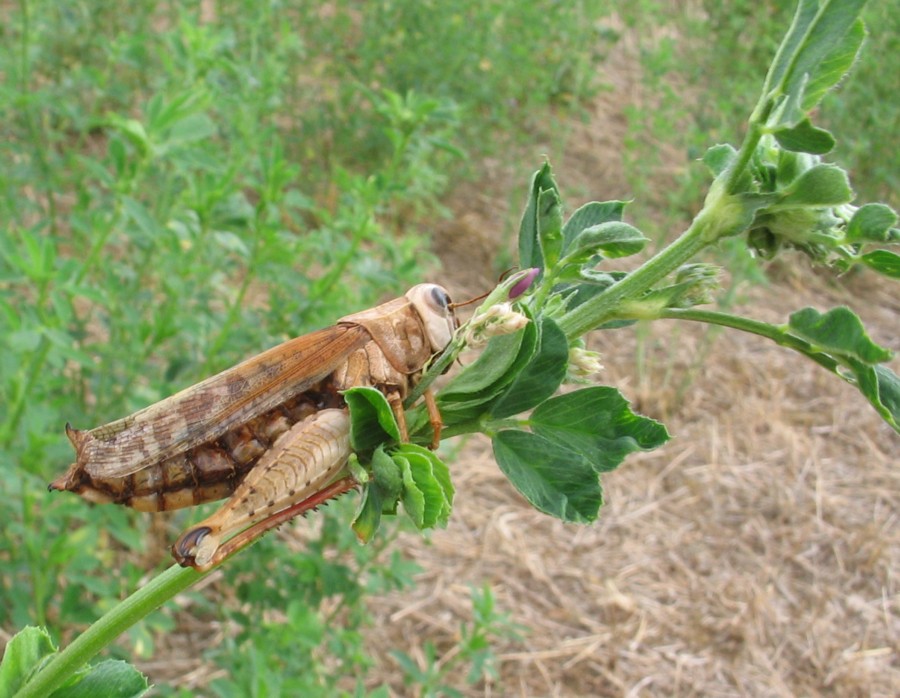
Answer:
[[405, 453, 442, 528], [401, 444, 453, 504], [490, 318, 568, 419], [439, 312, 539, 421]]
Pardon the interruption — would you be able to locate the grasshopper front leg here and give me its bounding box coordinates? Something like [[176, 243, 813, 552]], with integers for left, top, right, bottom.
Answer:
[[173, 408, 354, 570], [386, 387, 443, 449]]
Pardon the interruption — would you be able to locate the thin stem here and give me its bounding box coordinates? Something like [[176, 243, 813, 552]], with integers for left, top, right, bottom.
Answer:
[[723, 121, 764, 194], [0, 337, 51, 449], [14, 565, 206, 698], [557, 217, 712, 340], [403, 337, 462, 409], [658, 307, 840, 374], [557, 98, 770, 343]]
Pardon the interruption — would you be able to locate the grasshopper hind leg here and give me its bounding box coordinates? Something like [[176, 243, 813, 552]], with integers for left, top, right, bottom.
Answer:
[[172, 408, 354, 570]]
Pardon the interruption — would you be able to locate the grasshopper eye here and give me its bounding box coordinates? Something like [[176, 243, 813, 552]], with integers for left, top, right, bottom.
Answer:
[[430, 285, 451, 310]]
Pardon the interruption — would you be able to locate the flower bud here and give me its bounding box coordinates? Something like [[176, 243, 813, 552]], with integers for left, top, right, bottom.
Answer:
[[509, 268, 540, 299], [568, 348, 604, 379], [463, 302, 530, 348]]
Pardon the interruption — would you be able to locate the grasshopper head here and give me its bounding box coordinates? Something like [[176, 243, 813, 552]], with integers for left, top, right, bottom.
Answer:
[[406, 284, 457, 353]]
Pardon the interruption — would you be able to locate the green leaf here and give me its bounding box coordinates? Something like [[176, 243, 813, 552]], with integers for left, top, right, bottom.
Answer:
[[779, 164, 853, 207], [566, 221, 649, 260], [397, 455, 426, 528], [576, 269, 626, 288], [537, 186, 564, 268], [163, 112, 217, 148], [801, 17, 866, 112], [418, 447, 455, 520], [561, 200, 627, 251], [844, 361, 900, 433], [107, 115, 150, 156], [345, 387, 401, 451], [702, 144, 737, 177], [0, 626, 56, 698], [352, 485, 384, 543], [529, 388, 670, 471], [492, 430, 603, 523], [122, 197, 165, 240], [772, 118, 835, 154], [439, 317, 539, 420], [441, 324, 533, 399], [846, 203, 898, 243], [860, 250, 900, 279], [50, 660, 149, 698], [872, 366, 900, 432], [489, 318, 569, 419], [399, 448, 451, 529], [788, 307, 893, 364], [761, 0, 866, 126], [517, 163, 559, 271], [371, 446, 403, 503], [760, 0, 819, 103], [399, 444, 453, 507]]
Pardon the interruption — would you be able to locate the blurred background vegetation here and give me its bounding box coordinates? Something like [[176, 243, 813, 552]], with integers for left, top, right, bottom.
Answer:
[[1, 0, 896, 694]]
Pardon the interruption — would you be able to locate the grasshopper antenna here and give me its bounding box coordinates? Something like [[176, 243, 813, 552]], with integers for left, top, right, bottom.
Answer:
[[448, 267, 521, 310]]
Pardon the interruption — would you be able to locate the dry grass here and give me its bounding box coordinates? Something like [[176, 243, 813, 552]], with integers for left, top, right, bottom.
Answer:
[[363, 27, 899, 698], [361, 277, 898, 696]]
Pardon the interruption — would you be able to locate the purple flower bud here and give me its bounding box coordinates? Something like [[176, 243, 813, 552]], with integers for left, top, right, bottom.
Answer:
[[509, 268, 540, 299]]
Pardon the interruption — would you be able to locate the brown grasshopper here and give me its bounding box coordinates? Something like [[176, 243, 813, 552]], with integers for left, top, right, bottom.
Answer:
[[50, 284, 457, 570]]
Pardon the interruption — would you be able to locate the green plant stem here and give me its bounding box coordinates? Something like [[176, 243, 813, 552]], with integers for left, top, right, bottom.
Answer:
[[403, 337, 462, 409], [557, 218, 713, 339], [557, 106, 769, 342], [0, 336, 51, 449], [658, 307, 839, 374], [14, 565, 206, 698]]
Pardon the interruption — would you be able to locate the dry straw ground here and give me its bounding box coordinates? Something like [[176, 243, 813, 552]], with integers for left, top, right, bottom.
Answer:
[[359, 38, 900, 698]]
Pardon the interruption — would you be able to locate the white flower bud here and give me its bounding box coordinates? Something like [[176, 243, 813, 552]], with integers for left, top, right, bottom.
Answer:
[[464, 302, 530, 348], [568, 347, 603, 378]]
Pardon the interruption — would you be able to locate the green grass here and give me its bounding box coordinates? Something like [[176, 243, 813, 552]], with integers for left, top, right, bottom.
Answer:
[[0, 0, 611, 693]]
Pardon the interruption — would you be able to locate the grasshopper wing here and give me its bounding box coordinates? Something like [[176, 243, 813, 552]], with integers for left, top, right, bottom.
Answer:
[[62, 324, 370, 480]]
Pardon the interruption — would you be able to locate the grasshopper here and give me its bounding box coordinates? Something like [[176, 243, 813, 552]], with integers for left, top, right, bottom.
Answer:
[[50, 284, 457, 570]]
